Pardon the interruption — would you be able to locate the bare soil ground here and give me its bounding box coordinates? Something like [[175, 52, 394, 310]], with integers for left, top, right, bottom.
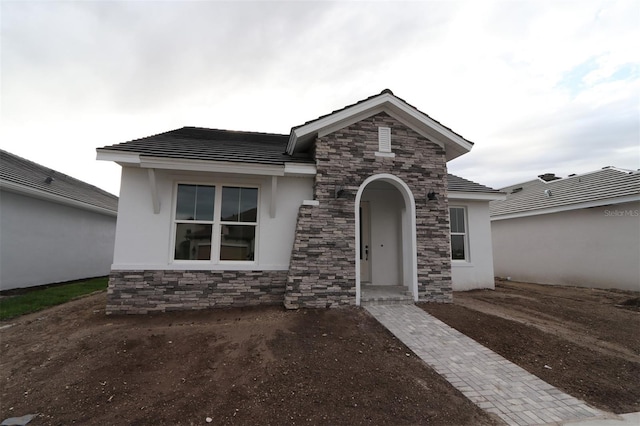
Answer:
[[0, 294, 497, 426], [1, 280, 638, 425], [421, 280, 640, 414]]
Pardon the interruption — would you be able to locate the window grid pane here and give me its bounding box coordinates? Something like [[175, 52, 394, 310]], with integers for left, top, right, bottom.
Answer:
[[449, 207, 468, 261], [221, 187, 258, 223], [175, 223, 213, 260], [176, 184, 215, 221], [451, 235, 466, 260], [220, 225, 256, 261]]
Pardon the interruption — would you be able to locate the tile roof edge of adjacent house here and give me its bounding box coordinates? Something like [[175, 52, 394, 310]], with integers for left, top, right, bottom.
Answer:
[[0, 178, 119, 216], [499, 166, 640, 190], [490, 166, 640, 219], [0, 149, 118, 213]]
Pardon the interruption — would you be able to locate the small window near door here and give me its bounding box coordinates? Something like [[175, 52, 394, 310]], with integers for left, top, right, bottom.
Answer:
[[449, 207, 468, 261]]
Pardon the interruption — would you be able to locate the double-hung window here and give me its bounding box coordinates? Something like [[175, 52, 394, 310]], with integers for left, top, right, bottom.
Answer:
[[449, 207, 468, 261], [174, 184, 258, 262]]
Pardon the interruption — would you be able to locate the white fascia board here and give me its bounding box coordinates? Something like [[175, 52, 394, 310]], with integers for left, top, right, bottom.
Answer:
[[286, 93, 473, 161], [138, 156, 285, 177], [284, 163, 317, 176], [0, 180, 118, 217], [491, 194, 640, 221], [96, 150, 141, 165], [384, 97, 474, 155], [448, 191, 506, 201]]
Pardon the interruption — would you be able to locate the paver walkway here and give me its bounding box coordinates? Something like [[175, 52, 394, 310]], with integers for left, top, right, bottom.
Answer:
[[365, 304, 607, 426]]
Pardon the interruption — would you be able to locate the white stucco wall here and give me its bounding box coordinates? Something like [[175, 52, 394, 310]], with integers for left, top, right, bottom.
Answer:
[[491, 202, 640, 291], [112, 167, 313, 270], [0, 189, 117, 290], [450, 200, 497, 291]]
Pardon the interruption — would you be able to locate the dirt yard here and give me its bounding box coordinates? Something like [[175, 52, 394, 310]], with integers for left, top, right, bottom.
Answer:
[[422, 280, 640, 414], [0, 280, 638, 425]]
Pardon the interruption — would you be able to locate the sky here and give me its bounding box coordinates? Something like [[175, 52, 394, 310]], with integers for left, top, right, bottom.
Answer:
[[1, 0, 639, 196]]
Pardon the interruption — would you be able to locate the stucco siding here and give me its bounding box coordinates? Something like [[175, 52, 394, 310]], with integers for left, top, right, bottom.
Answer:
[[111, 167, 313, 270], [491, 201, 640, 291], [451, 200, 496, 291], [0, 189, 116, 290]]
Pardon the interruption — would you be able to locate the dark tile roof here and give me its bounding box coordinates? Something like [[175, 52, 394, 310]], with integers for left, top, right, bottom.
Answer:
[[292, 89, 474, 146], [0, 149, 118, 212], [447, 174, 502, 193], [490, 167, 640, 217], [98, 127, 314, 165]]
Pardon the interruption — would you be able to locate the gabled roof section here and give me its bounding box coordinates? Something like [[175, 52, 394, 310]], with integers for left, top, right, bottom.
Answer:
[[490, 167, 640, 219], [447, 174, 505, 201], [98, 127, 313, 166], [447, 174, 502, 193], [0, 149, 118, 214], [287, 89, 474, 161]]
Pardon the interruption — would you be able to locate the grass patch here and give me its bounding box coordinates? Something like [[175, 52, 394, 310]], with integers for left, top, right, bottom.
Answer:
[[0, 277, 108, 321]]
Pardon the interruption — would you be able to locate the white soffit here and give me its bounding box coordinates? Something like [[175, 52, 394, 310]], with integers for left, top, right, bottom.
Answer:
[[287, 93, 473, 161]]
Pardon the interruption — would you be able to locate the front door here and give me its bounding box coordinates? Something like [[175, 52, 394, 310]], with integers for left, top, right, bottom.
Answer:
[[360, 201, 371, 282]]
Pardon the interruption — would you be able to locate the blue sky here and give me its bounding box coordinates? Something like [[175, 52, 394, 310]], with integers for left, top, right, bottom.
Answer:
[[1, 0, 638, 195]]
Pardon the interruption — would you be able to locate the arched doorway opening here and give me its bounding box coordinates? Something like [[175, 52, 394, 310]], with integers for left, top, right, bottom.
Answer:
[[355, 174, 418, 305]]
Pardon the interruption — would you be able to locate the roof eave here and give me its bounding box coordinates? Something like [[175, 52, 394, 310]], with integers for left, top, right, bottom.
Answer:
[[491, 194, 640, 220], [96, 149, 141, 165], [0, 179, 118, 217]]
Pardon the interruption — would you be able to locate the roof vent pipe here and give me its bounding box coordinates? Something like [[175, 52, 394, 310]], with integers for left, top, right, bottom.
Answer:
[[538, 173, 560, 182]]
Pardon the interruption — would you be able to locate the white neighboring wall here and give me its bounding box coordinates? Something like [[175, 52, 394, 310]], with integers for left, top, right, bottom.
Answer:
[[112, 167, 313, 270], [450, 200, 497, 291], [491, 202, 640, 291], [0, 190, 117, 290]]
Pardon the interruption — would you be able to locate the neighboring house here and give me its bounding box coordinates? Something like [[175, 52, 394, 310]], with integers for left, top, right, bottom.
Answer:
[[97, 90, 504, 314], [0, 149, 118, 291], [490, 167, 640, 291]]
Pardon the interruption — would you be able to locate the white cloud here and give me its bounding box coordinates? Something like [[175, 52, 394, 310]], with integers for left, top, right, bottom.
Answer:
[[1, 0, 638, 196]]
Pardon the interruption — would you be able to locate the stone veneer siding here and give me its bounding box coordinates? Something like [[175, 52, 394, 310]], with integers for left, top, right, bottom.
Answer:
[[106, 270, 287, 314], [285, 112, 452, 309]]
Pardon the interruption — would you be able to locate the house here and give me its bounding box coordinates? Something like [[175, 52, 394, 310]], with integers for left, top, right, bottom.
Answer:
[[97, 90, 504, 314], [0, 149, 118, 291], [490, 167, 640, 291]]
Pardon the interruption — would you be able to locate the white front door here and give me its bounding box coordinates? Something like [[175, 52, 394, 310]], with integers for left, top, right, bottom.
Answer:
[[360, 201, 371, 283]]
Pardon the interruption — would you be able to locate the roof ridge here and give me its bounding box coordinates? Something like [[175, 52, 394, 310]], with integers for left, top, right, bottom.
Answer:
[[181, 126, 289, 138]]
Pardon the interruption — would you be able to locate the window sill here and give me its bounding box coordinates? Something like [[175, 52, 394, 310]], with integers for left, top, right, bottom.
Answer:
[[374, 152, 395, 158], [451, 261, 474, 268]]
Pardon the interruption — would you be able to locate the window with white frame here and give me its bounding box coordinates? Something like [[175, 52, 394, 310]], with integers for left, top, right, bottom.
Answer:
[[174, 184, 258, 262], [449, 207, 468, 261]]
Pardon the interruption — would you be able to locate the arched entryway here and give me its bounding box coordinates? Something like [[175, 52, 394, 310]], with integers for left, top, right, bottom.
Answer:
[[355, 174, 418, 306]]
